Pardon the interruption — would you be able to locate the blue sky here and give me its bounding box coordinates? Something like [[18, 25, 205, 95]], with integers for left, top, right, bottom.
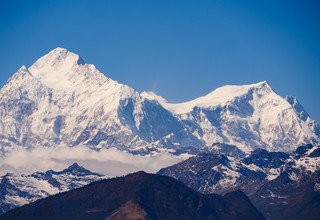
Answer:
[[0, 0, 319, 121]]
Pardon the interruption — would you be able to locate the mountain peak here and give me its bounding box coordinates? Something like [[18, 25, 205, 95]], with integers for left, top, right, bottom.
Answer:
[[60, 163, 101, 176], [254, 80, 268, 86], [49, 47, 68, 54], [254, 80, 273, 90], [48, 47, 85, 64], [63, 162, 88, 172], [26, 48, 109, 90], [18, 65, 28, 72], [3, 65, 35, 88], [209, 80, 271, 96], [13, 65, 32, 77], [30, 47, 84, 71], [67, 162, 82, 169]]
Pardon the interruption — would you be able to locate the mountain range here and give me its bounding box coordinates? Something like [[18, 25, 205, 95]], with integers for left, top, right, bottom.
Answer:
[[0, 171, 264, 220], [0, 163, 106, 215], [0, 48, 319, 156], [1, 144, 319, 218], [158, 144, 320, 219], [0, 47, 319, 219]]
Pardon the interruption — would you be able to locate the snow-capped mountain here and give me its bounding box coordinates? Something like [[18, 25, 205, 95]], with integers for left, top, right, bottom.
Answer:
[[0, 47, 318, 155], [158, 151, 268, 196], [159, 144, 320, 195], [0, 163, 106, 215], [143, 81, 319, 152], [159, 153, 267, 195], [158, 144, 320, 219], [0, 48, 200, 155]]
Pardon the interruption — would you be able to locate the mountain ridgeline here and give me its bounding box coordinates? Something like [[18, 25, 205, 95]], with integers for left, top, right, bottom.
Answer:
[[158, 144, 320, 219], [1, 145, 319, 219], [0, 163, 106, 215], [0, 48, 319, 156], [0, 171, 264, 220]]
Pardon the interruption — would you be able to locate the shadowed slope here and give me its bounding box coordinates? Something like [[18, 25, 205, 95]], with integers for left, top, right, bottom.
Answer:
[[0, 171, 263, 220]]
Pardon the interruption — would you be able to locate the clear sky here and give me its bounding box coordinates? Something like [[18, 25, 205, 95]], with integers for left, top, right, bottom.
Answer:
[[0, 0, 319, 121]]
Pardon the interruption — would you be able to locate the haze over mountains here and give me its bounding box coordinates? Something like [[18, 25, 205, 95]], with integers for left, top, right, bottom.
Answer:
[[0, 48, 319, 158]]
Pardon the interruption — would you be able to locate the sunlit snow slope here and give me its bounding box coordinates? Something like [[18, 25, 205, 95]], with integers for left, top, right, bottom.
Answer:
[[0, 48, 318, 155]]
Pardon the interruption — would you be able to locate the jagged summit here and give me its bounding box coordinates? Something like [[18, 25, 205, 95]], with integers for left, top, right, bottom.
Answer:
[[32, 47, 84, 67], [67, 162, 81, 168], [20, 48, 137, 108], [27, 48, 109, 90], [7, 65, 34, 82], [63, 162, 85, 172], [61, 162, 101, 176], [17, 65, 28, 72], [0, 65, 45, 100]]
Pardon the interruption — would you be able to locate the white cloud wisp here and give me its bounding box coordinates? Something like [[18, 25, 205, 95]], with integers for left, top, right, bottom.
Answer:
[[0, 146, 190, 176]]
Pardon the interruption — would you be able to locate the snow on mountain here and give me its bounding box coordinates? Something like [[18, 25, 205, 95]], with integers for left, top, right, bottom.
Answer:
[[159, 144, 320, 195], [293, 144, 320, 173], [0, 163, 106, 215], [0, 48, 318, 156], [286, 95, 320, 136], [158, 152, 267, 195], [0, 48, 200, 155], [158, 144, 320, 219], [141, 91, 168, 103], [145, 81, 319, 152], [155, 81, 269, 114]]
